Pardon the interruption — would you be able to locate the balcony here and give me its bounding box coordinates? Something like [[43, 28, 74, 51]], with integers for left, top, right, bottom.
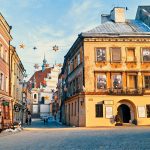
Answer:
[[108, 88, 145, 96]]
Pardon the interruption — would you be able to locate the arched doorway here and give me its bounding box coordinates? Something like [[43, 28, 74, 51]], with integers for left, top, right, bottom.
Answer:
[[118, 104, 131, 123]]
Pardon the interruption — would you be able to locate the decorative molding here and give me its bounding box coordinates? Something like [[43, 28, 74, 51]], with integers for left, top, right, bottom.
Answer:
[[84, 38, 150, 42]]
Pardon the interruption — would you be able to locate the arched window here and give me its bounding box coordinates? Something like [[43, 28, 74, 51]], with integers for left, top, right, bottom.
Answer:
[[34, 94, 37, 99]]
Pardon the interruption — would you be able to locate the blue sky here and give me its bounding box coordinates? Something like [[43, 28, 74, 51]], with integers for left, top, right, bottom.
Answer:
[[0, 0, 149, 79]]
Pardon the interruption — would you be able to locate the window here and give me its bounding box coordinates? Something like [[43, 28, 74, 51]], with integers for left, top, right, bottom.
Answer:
[[77, 53, 80, 65], [96, 104, 103, 117], [74, 56, 77, 68], [142, 48, 150, 62], [74, 102, 76, 116], [68, 63, 70, 74], [5, 76, 8, 92], [146, 105, 150, 118], [97, 74, 107, 89], [34, 94, 37, 99], [71, 103, 73, 116], [112, 74, 122, 89], [0, 43, 2, 57], [144, 76, 150, 89], [0, 73, 4, 90], [129, 75, 137, 89], [127, 48, 135, 62], [111, 48, 121, 62], [96, 48, 106, 62]]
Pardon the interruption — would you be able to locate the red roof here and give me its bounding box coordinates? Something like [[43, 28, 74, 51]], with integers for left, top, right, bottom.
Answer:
[[28, 68, 51, 89]]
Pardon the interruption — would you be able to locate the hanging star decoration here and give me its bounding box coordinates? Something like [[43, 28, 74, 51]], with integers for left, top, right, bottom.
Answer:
[[33, 47, 37, 50], [34, 64, 39, 69], [58, 63, 62, 67], [53, 45, 59, 52], [19, 43, 25, 49]]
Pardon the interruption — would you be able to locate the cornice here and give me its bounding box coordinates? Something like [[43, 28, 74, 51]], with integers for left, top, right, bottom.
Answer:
[[84, 37, 150, 42]]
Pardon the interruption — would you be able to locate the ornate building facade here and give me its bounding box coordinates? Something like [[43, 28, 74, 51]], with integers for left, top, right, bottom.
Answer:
[[61, 7, 150, 127]]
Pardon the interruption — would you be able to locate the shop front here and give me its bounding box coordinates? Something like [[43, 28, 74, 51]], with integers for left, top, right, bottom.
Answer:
[[0, 97, 13, 130]]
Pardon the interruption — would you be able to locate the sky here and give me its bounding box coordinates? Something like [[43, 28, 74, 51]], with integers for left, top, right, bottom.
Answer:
[[0, 0, 149, 79]]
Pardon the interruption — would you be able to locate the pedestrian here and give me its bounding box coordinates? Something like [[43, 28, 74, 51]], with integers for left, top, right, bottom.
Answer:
[[45, 117, 48, 124], [28, 112, 32, 125], [44, 118, 46, 125]]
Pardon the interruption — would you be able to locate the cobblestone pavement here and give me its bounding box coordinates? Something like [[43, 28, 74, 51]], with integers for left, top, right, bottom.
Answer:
[[1, 126, 150, 150], [23, 118, 66, 129]]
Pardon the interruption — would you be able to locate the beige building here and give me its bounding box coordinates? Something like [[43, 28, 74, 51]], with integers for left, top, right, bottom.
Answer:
[[10, 45, 26, 123], [61, 7, 150, 127]]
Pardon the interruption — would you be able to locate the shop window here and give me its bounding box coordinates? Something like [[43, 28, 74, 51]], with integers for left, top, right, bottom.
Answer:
[[95, 104, 103, 117], [142, 48, 150, 62], [41, 97, 45, 104], [112, 74, 122, 89], [146, 105, 150, 118], [129, 75, 137, 89], [97, 74, 107, 89], [111, 48, 121, 62], [127, 48, 135, 62], [96, 48, 106, 62], [3, 104, 10, 119], [144, 76, 150, 89]]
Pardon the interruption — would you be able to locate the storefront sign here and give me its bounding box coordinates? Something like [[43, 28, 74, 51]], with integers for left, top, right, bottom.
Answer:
[[138, 106, 146, 118], [14, 105, 20, 112], [106, 106, 113, 118], [104, 100, 113, 105]]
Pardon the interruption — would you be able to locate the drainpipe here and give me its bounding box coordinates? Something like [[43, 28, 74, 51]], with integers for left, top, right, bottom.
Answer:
[[78, 94, 80, 127]]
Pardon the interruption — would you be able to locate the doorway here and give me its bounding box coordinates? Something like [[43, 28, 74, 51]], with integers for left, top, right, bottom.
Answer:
[[118, 104, 131, 123]]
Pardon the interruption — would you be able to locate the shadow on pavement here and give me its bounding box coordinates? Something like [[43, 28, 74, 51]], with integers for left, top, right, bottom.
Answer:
[[23, 118, 67, 129]]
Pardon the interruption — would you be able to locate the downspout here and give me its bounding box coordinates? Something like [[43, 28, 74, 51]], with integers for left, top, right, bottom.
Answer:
[[78, 94, 80, 127], [9, 26, 13, 124]]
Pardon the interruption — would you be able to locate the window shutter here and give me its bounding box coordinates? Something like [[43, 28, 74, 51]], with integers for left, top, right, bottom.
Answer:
[[112, 48, 121, 61]]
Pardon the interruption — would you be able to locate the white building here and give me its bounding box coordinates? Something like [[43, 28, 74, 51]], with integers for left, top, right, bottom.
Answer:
[[28, 57, 61, 118]]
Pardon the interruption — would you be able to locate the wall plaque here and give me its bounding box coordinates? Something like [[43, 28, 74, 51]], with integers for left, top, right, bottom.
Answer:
[[138, 106, 146, 118], [106, 106, 113, 118]]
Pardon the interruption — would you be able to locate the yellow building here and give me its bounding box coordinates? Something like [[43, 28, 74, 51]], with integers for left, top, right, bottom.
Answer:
[[62, 7, 150, 127], [10, 45, 26, 123]]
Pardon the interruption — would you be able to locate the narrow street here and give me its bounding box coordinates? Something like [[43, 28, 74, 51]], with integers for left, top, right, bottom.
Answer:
[[23, 118, 66, 129], [1, 125, 150, 150]]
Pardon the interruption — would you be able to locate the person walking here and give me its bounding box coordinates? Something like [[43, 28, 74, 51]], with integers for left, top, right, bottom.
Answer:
[[28, 112, 32, 125]]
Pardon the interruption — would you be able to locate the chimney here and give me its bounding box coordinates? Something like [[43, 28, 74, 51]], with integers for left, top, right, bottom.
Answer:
[[110, 7, 126, 23], [101, 14, 110, 24]]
